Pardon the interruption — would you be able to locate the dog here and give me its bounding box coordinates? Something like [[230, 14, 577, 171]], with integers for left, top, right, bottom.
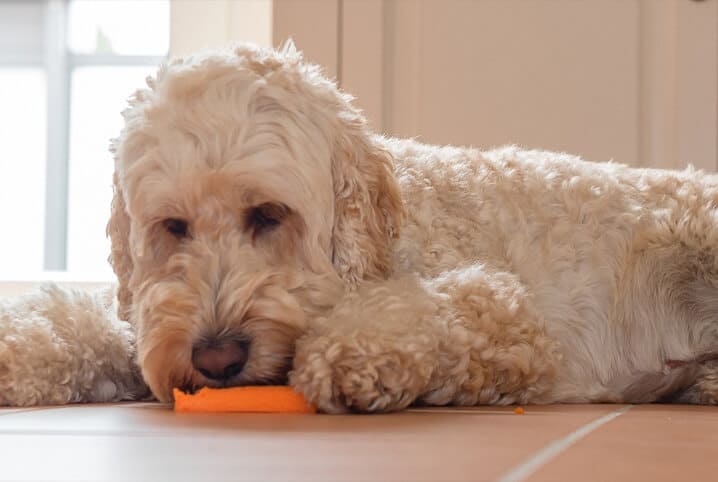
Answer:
[[3, 42, 718, 411]]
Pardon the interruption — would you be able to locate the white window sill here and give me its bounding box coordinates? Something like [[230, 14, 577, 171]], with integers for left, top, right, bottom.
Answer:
[[0, 271, 113, 299]]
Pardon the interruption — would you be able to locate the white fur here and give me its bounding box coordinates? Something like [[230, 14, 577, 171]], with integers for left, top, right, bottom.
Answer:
[[3, 44, 718, 411], [0, 285, 146, 405]]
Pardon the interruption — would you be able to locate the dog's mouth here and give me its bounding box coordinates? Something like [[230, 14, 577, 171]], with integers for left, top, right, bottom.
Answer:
[[136, 283, 308, 402], [179, 350, 294, 395], [179, 373, 291, 395], [179, 375, 289, 395]]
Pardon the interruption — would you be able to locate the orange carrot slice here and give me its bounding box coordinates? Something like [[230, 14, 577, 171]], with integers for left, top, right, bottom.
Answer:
[[173, 386, 317, 414]]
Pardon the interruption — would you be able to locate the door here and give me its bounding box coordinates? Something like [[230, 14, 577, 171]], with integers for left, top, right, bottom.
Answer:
[[274, 0, 718, 170]]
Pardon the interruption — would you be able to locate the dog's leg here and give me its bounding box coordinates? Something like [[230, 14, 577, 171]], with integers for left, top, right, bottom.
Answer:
[[290, 264, 560, 413], [666, 360, 718, 404], [0, 284, 148, 406], [660, 277, 718, 404]]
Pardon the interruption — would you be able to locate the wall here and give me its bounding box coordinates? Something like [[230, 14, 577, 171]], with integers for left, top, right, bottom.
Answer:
[[339, 0, 717, 169], [169, 0, 718, 169], [170, 0, 272, 56]]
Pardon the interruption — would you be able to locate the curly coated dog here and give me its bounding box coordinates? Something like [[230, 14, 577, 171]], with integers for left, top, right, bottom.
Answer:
[[3, 43, 718, 412]]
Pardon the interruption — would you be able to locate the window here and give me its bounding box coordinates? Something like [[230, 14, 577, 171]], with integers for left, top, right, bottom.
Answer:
[[0, 0, 169, 280]]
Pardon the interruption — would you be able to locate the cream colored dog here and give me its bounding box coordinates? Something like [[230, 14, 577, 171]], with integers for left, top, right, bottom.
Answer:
[[3, 43, 718, 411]]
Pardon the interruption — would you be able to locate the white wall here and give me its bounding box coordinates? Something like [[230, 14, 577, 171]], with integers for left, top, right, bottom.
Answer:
[[170, 0, 272, 56], [0, 278, 109, 299], [170, 0, 718, 170]]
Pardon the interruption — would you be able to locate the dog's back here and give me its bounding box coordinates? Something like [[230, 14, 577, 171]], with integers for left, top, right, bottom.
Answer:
[[386, 138, 718, 403]]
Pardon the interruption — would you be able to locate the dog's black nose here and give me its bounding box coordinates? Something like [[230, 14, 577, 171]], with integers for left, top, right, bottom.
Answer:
[[192, 339, 248, 380]]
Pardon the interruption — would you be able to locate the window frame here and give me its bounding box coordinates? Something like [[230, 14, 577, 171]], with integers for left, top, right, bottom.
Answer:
[[0, 0, 166, 277]]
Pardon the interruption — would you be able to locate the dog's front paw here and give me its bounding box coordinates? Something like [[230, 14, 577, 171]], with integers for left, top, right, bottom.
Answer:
[[290, 332, 433, 413]]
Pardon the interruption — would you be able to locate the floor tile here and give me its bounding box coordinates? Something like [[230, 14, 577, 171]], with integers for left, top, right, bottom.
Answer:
[[0, 408, 23, 415], [0, 406, 56, 417], [0, 408, 24, 416], [527, 404, 718, 482], [0, 403, 618, 482]]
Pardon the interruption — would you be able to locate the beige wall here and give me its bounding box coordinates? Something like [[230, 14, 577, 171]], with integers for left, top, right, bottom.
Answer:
[[169, 0, 718, 170], [336, 0, 718, 170], [273, 0, 340, 78], [170, 0, 272, 56]]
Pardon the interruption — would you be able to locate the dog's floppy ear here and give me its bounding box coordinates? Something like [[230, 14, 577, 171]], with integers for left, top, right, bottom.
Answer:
[[106, 80, 157, 322], [107, 169, 133, 321], [331, 121, 404, 285]]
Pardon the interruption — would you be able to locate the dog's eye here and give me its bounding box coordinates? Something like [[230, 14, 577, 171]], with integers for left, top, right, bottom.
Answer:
[[246, 203, 288, 233], [163, 218, 189, 238]]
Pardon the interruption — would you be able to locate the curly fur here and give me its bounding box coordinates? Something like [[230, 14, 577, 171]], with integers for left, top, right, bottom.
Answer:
[[0, 285, 147, 405], [4, 42, 718, 411]]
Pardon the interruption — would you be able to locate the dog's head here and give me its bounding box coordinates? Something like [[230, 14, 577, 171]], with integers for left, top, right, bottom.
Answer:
[[108, 43, 403, 401]]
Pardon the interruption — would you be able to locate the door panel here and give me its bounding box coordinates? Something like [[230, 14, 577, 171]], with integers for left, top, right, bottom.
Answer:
[[272, 0, 718, 169]]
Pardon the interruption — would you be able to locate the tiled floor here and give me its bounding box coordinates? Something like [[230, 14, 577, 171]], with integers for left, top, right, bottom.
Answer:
[[1, 403, 716, 481]]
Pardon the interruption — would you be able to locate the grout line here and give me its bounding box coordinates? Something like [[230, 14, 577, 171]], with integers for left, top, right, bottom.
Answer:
[[0, 406, 66, 417], [494, 405, 635, 482], [0, 428, 230, 438], [0, 402, 162, 417], [0, 409, 36, 417], [407, 408, 519, 415]]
